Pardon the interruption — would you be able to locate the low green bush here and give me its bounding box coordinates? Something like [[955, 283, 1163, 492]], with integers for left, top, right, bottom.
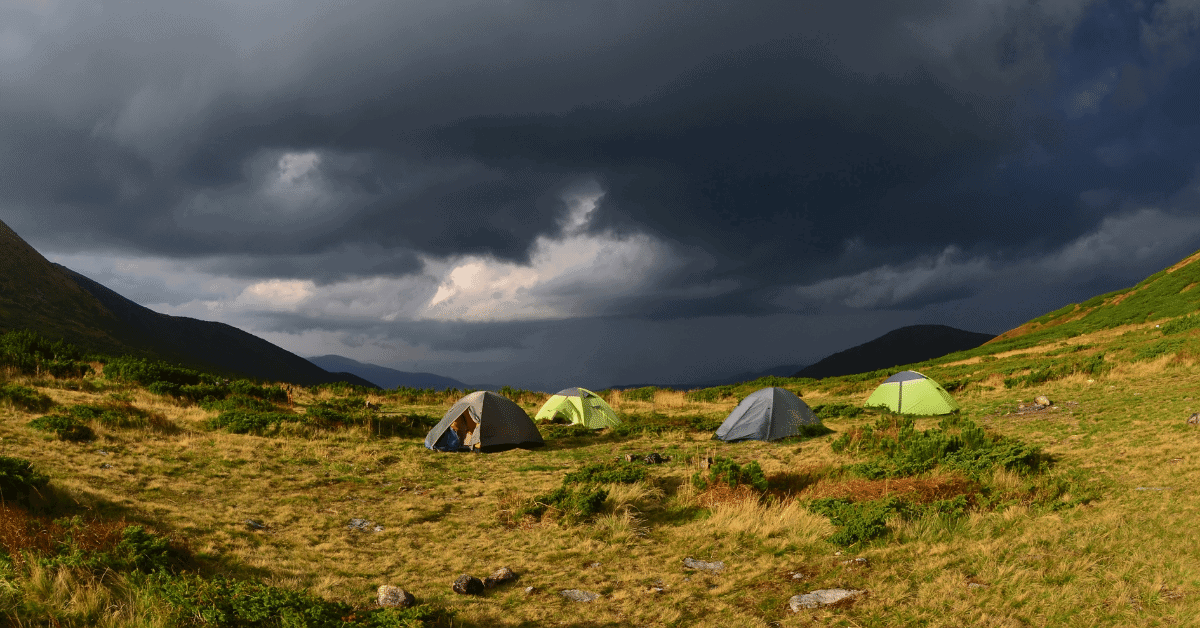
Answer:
[[620, 387, 658, 402], [0, 456, 49, 504], [206, 410, 300, 435], [832, 414, 1044, 478], [0, 383, 53, 412], [692, 457, 767, 492], [809, 494, 971, 546], [563, 462, 647, 485], [685, 386, 736, 403], [516, 486, 609, 523], [27, 414, 95, 441], [812, 403, 864, 420], [0, 330, 91, 378]]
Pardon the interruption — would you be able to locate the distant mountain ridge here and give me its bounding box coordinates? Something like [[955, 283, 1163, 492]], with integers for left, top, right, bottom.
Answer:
[[793, 324, 995, 379], [307, 355, 468, 390], [0, 216, 374, 387]]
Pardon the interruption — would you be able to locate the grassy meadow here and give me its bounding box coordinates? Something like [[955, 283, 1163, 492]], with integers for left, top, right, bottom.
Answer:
[[3, 310, 1200, 626]]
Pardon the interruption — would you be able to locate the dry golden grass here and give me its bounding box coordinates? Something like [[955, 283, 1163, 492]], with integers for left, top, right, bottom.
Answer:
[[7, 335, 1200, 626]]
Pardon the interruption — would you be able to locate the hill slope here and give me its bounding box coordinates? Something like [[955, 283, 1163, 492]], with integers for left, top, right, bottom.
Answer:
[[793, 324, 995, 379], [307, 355, 467, 390], [0, 217, 373, 387], [983, 248, 1200, 351], [0, 219, 132, 355]]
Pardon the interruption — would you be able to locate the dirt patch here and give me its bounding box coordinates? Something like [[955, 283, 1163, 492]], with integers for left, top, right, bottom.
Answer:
[[1167, 250, 1200, 273], [797, 475, 978, 503]]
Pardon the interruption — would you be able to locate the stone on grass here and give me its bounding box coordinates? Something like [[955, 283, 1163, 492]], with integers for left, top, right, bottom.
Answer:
[[840, 557, 869, 567], [484, 567, 517, 588], [1188, 413, 1200, 426], [377, 585, 416, 608], [1035, 395, 1051, 406], [683, 557, 725, 573], [245, 519, 267, 530], [967, 582, 988, 589], [347, 518, 383, 533], [644, 452, 664, 464], [788, 589, 866, 611], [452, 575, 484, 596], [560, 589, 599, 602]]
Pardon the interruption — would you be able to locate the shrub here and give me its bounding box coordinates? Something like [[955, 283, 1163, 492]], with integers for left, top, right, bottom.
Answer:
[[1161, 314, 1200, 335], [685, 386, 736, 403], [692, 457, 767, 492], [812, 403, 864, 420], [150, 573, 449, 627], [808, 497, 897, 546], [621, 387, 658, 402], [0, 383, 53, 412], [831, 414, 1044, 478], [200, 395, 279, 414], [103, 357, 213, 387], [0, 456, 49, 504], [516, 486, 610, 523], [206, 411, 299, 435], [27, 414, 95, 441], [563, 462, 647, 485], [0, 330, 90, 378], [62, 402, 152, 429]]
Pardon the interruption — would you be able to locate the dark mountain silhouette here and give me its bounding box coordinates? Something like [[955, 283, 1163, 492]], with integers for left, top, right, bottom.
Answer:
[[793, 324, 995, 379], [308, 355, 467, 390], [0, 216, 373, 387], [0, 219, 130, 355]]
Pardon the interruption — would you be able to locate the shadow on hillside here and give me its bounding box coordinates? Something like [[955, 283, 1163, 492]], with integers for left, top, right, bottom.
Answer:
[[25, 482, 274, 581]]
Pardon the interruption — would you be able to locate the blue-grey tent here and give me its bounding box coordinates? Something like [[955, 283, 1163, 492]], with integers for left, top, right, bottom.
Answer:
[[425, 391, 544, 452], [714, 387, 820, 442]]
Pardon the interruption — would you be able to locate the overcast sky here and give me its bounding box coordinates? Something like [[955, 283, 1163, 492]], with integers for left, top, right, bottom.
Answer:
[[3, 0, 1200, 390]]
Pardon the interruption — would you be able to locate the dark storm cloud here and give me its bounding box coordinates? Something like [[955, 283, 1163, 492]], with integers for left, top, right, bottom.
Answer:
[[4, 0, 1200, 341]]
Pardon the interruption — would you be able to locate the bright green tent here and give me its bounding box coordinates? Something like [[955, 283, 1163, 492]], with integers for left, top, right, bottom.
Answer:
[[535, 387, 621, 429], [864, 370, 959, 415]]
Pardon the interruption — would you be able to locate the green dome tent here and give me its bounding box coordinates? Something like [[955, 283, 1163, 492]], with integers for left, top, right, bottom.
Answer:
[[714, 387, 820, 442], [534, 387, 621, 429], [864, 370, 959, 415]]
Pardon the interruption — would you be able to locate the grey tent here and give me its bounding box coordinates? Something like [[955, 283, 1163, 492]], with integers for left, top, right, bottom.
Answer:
[[714, 387, 820, 442], [425, 391, 544, 452]]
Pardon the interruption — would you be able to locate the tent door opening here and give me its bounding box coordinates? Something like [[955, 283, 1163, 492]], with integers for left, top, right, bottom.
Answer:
[[451, 408, 480, 449]]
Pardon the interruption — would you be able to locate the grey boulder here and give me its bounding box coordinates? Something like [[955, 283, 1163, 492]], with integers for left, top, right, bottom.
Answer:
[[788, 589, 866, 611]]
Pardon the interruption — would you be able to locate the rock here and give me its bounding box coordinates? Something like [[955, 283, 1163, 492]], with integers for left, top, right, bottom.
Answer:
[[586, 561, 602, 569], [699, 456, 714, 470], [1035, 395, 1051, 406], [840, 557, 869, 567], [1188, 413, 1200, 426], [452, 575, 484, 596], [100, 463, 112, 469], [483, 567, 517, 588], [683, 557, 725, 573], [967, 583, 987, 589], [788, 589, 866, 611], [377, 585, 415, 608], [644, 452, 664, 464], [347, 518, 382, 532], [560, 589, 599, 602], [624, 453, 638, 463], [524, 586, 535, 594], [245, 519, 267, 530]]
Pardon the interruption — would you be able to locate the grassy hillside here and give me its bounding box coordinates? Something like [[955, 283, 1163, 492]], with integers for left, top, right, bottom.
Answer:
[[4, 251, 1200, 626]]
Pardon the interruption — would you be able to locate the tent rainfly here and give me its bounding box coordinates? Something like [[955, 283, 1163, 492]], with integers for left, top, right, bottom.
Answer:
[[425, 391, 544, 452], [534, 387, 621, 429], [713, 387, 820, 442], [864, 370, 959, 415]]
